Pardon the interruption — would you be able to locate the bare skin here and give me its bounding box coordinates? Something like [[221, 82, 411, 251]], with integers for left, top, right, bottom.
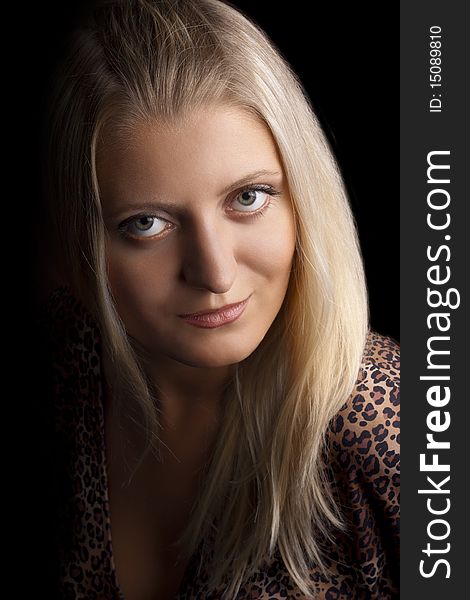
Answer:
[[97, 104, 297, 599], [104, 379, 219, 600]]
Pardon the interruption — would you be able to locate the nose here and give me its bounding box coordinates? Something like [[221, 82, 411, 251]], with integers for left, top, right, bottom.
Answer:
[[181, 220, 237, 294]]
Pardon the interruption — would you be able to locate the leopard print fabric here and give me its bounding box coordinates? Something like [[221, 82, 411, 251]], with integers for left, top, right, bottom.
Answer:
[[44, 286, 399, 599]]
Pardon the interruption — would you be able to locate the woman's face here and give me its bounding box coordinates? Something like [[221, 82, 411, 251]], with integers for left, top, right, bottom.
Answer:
[[97, 105, 296, 369]]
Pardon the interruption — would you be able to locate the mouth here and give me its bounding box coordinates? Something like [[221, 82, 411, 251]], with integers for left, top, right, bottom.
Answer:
[[178, 295, 251, 329]]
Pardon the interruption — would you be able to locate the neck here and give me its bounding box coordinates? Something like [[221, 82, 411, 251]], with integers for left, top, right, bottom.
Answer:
[[102, 345, 235, 462], [144, 356, 235, 428]]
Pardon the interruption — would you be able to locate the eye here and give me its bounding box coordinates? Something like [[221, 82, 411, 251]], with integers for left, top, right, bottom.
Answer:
[[230, 186, 276, 213], [118, 215, 169, 239]]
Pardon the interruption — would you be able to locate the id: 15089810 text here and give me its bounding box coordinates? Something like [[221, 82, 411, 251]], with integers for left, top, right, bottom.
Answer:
[[429, 25, 443, 113]]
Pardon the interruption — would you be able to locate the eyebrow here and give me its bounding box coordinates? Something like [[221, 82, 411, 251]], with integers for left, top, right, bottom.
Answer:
[[106, 169, 282, 218], [221, 170, 281, 194]]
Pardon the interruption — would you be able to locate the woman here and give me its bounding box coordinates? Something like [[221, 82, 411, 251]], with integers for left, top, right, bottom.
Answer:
[[42, 0, 400, 598]]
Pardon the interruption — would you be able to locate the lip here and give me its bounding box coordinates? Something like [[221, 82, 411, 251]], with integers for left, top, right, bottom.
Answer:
[[178, 296, 251, 328]]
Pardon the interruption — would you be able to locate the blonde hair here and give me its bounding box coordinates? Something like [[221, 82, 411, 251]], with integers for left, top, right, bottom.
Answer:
[[44, 0, 369, 597]]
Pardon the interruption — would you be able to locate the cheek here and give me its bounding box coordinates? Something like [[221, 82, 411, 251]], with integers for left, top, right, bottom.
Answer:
[[242, 209, 296, 281], [106, 245, 174, 315]]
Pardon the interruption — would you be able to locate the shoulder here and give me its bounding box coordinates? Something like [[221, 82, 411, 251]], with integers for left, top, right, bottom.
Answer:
[[326, 329, 400, 511], [39, 285, 101, 358], [328, 330, 400, 454], [40, 285, 99, 336], [361, 329, 400, 386], [39, 285, 102, 411], [325, 331, 400, 592]]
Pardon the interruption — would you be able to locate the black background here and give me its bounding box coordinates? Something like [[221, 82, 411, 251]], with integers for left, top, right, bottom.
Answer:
[[9, 2, 397, 596]]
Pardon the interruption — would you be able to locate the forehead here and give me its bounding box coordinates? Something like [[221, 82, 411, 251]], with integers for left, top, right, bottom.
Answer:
[[96, 105, 283, 200]]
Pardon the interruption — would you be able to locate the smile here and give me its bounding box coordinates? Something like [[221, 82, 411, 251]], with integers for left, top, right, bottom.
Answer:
[[178, 296, 250, 328]]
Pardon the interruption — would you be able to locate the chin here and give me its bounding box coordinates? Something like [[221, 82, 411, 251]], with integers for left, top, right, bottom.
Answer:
[[179, 351, 250, 369], [173, 343, 259, 369]]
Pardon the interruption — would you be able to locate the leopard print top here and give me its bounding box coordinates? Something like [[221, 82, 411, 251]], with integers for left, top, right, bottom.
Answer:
[[44, 286, 400, 599]]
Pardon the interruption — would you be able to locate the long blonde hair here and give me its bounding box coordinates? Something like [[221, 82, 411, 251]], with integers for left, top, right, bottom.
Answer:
[[44, 0, 369, 597]]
